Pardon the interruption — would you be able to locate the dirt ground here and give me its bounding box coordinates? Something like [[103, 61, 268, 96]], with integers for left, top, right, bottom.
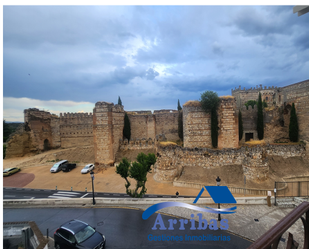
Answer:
[[3, 146, 309, 196]]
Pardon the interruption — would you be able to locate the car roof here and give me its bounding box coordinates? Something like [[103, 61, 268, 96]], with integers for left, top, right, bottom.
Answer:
[[85, 164, 93, 167], [61, 220, 88, 234], [4, 168, 13, 171]]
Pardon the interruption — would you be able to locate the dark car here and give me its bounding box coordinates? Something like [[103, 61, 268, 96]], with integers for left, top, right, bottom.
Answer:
[[54, 219, 106, 249], [61, 163, 77, 172]]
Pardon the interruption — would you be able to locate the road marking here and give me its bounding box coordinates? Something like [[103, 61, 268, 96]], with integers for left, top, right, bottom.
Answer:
[[52, 193, 78, 197], [81, 193, 89, 198], [48, 196, 71, 199], [57, 191, 80, 195]]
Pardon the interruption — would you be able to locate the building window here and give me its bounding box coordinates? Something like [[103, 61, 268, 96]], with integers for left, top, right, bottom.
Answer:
[[266, 97, 268, 101], [279, 95, 281, 102]]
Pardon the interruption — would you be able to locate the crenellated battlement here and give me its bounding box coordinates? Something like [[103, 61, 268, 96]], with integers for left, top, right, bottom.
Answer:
[[60, 112, 93, 118], [153, 109, 178, 114], [232, 85, 278, 93]]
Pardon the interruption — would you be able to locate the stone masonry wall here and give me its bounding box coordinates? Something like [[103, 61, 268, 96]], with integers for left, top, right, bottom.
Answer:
[[218, 97, 238, 149], [183, 97, 238, 149], [93, 102, 124, 165], [153, 144, 305, 182], [127, 110, 179, 141], [183, 101, 211, 148], [281, 80, 309, 141], [59, 112, 93, 148], [115, 138, 156, 162], [24, 108, 60, 151]]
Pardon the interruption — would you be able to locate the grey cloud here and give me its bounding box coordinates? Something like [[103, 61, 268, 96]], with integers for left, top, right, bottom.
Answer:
[[145, 68, 159, 80]]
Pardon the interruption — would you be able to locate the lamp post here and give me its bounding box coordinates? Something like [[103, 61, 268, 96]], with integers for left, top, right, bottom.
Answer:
[[216, 176, 221, 221], [90, 170, 96, 205]]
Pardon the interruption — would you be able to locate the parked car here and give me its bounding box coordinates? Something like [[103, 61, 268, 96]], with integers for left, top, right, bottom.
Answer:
[[3, 167, 21, 177], [50, 160, 68, 173], [81, 164, 95, 174], [54, 219, 106, 249], [61, 163, 77, 172]]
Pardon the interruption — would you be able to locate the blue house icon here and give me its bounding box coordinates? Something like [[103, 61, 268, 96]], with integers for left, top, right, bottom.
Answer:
[[193, 186, 237, 204]]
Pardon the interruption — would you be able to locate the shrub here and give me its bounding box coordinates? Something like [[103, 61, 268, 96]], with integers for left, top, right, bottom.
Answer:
[[289, 103, 298, 142]]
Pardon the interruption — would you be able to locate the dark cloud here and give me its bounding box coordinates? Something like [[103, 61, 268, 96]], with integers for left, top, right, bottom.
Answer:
[[3, 5, 309, 115]]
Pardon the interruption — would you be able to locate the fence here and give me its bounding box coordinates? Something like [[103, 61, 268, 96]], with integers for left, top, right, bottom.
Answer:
[[275, 181, 309, 205]]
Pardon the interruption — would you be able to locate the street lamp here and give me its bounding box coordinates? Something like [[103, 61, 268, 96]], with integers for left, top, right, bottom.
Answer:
[[216, 176, 221, 221], [90, 170, 96, 205]]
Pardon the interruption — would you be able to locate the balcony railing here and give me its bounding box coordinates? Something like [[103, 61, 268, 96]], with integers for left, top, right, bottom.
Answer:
[[248, 201, 309, 249]]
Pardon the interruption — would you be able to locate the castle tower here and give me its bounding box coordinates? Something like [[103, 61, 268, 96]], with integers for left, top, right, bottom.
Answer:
[[93, 102, 124, 165]]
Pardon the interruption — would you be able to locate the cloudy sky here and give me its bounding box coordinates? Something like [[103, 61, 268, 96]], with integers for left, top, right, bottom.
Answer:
[[3, 5, 309, 121]]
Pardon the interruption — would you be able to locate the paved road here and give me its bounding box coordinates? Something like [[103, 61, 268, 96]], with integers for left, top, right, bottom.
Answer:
[[3, 187, 198, 199], [3, 207, 252, 248]]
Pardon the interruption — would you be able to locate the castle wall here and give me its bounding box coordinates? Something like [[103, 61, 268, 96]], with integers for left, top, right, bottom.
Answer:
[[154, 110, 179, 141], [127, 110, 179, 141], [5, 124, 33, 158], [115, 138, 156, 162], [153, 144, 305, 182], [24, 108, 60, 151], [218, 97, 238, 149], [280, 80, 309, 141], [232, 85, 278, 109], [183, 97, 238, 149], [183, 101, 211, 148], [93, 102, 124, 165], [59, 112, 93, 148]]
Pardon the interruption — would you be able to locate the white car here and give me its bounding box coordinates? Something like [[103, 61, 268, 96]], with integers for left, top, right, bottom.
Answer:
[[81, 164, 94, 174], [50, 160, 68, 173]]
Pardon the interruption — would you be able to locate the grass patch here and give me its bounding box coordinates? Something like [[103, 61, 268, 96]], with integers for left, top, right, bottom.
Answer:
[[159, 141, 178, 147], [183, 100, 201, 107], [245, 140, 266, 146]]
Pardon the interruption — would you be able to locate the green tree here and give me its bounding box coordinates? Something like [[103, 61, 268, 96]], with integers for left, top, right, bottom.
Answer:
[[3, 120, 12, 142], [118, 96, 122, 106], [262, 100, 268, 108], [3, 145, 6, 159], [200, 91, 220, 148], [177, 99, 182, 111], [244, 100, 257, 110], [123, 113, 131, 141], [239, 110, 243, 141], [116, 153, 157, 198], [178, 110, 183, 141], [289, 103, 298, 142], [257, 92, 264, 140]]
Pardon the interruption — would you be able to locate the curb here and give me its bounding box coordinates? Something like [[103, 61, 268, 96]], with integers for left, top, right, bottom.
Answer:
[[3, 196, 274, 208]]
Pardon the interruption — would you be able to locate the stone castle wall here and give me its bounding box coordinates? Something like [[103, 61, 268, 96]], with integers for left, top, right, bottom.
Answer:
[[183, 97, 238, 149], [153, 143, 305, 182], [115, 138, 156, 162], [127, 110, 179, 141], [218, 97, 238, 149], [24, 108, 60, 151], [93, 102, 125, 165], [233, 79, 309, 142], [59, 112, 94, 148]]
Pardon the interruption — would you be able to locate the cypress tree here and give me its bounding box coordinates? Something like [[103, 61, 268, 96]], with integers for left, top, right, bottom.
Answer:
[[177, 99, 182, 111], [118, 96, 122, 106], [123, 113, 131, 141], [239, 110, 243, 141], [200, 91, 220, 148], [211, 107, 218, 148], [257, 92, 264, 140], [289, 103, 298, 142], [178, 110, 183, 141]]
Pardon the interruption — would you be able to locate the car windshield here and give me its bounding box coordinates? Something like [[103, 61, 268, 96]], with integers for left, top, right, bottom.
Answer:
[[84, 165, 89, 169], [75, 225, 95, 244], [52, 164, 59, 168], [3, 168, 12, 173]]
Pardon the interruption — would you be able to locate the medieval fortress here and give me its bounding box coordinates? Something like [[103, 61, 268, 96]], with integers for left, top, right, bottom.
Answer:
[[6, 79, 309, 185]]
